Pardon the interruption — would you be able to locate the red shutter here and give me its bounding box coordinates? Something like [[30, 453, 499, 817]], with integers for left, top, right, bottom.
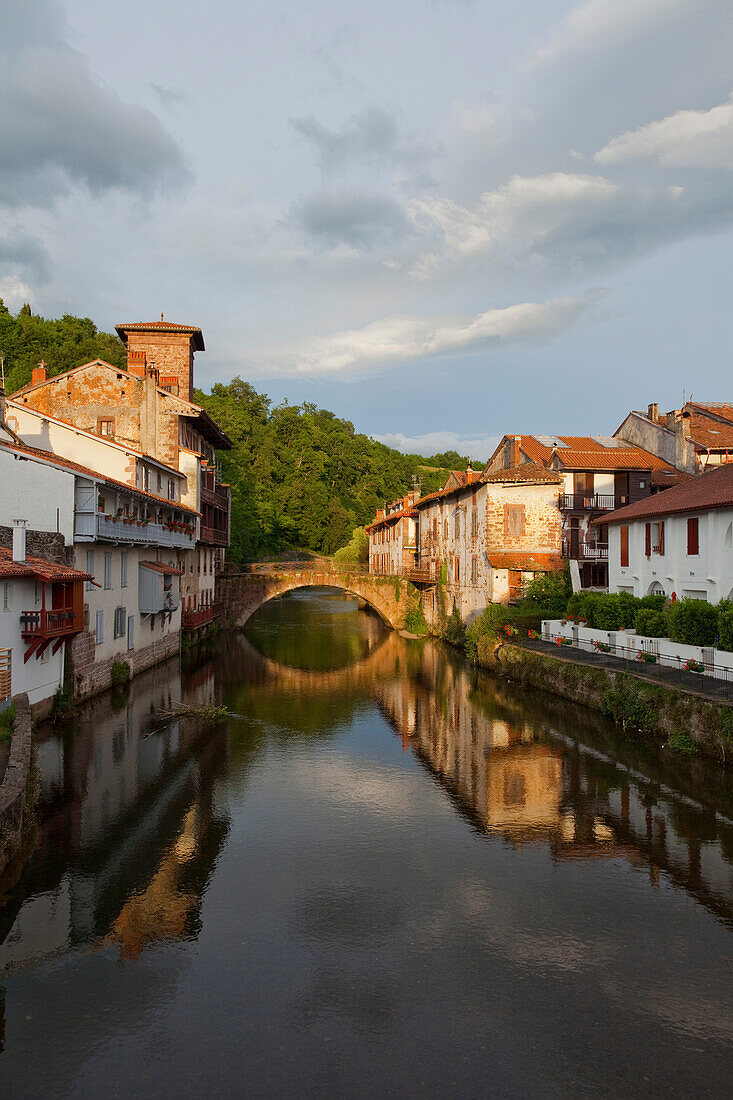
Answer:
[[659, 522, 664, 556], [620, 525, 629, 567], [645, 523, 651, 557], [687, 517, 699, 555]]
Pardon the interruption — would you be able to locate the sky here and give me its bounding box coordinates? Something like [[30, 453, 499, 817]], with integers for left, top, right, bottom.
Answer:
[[2, 0, 733, 460]]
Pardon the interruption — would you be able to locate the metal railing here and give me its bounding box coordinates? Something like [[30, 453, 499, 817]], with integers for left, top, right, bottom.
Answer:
[[561, 493, 628, 512], [562, 540, 609, 561], [524, 632, 733, 701]]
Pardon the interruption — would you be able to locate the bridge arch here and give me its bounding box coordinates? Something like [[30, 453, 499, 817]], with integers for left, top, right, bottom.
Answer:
[[217, 569, 412, 631]]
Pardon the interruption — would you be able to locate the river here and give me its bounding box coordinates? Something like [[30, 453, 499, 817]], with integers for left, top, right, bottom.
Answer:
[[1, 588, 732, 1096]]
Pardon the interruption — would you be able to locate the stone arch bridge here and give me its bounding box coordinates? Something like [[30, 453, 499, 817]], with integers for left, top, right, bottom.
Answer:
[[217, 566, 414, 630]]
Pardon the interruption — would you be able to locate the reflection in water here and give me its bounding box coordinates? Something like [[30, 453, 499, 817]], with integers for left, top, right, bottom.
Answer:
[[1, 588, 732, 1095]]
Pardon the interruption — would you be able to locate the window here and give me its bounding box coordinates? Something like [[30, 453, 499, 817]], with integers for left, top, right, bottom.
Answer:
[[444, 519, 448, 541], [505, 504, 525, 538], [98, 494, 105, 513], [652, 521, 664, 555], [121, 552, 128, 588], [2, 582, 10, 612], [104, 552, 112, 589], [687, 517, 699, 556], [86, 549, 95, 591], [157, 474, 162, 492], [34, 581, 41, 607], [113, 606, 127, 639], [127, 616, 134, 650], [97, 417, 115, 438], [95, 610, 104, 644], [471, 556, 478, 584], [620, 525, 629, 567], [167, 479, 176, 501], [471, 508, 478, 539], [144, 468, 150, 492], [455, 557, 460, 583], [454, 512, 460, 539]]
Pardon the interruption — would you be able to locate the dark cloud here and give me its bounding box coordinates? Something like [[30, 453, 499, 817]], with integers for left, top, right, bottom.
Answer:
[[0, 4, 190, 209], [149, 83, 187, 109], [291, 105, 431, 172], [290, 188, 408, 247], [0, 229, 50, 283]]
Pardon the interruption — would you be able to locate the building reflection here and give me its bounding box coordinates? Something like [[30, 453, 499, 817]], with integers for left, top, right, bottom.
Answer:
[[370, 640, 733, 925], [0, 654, 229, 974]]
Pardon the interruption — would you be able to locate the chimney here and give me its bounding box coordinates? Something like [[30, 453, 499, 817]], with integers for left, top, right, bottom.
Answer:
[[32, 361, 47, 386], [666, 410, 679, 432], [647, 402, 658, 422], [128, 348, 146, 378], [676, 412, 692, 471], [512, 436, 521, 467], [12, 519, 27, 564]]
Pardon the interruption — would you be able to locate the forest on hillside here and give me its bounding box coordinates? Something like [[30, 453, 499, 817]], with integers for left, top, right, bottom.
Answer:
[[0, 304, 466, 560]]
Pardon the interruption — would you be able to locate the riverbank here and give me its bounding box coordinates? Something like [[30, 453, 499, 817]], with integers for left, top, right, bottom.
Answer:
[[477, 637, 733, 762], [0, 695, 38, 877]]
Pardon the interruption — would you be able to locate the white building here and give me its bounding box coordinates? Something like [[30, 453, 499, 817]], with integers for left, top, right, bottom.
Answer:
[[0, 527, 90, 717], [601, 464, 733, 602], [0, 438, 197, 699]]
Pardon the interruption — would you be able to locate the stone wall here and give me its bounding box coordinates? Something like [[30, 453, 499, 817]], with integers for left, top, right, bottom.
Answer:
[[0, 525, 70, 565], [480, 640, 733, 760], [0, 694, 36, 875], [70, 628, 180, 700]]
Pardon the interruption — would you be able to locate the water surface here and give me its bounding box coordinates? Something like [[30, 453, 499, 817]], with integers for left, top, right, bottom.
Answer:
[[1, 587, 732, 1097]]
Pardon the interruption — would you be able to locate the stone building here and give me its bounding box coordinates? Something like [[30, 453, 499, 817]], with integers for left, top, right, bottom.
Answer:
[[483, 434, 681, 591], [615, 400, 733, 475], [366, 491, 420, 576]]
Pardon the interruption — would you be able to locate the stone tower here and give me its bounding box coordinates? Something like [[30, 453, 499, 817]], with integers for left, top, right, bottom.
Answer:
[[115, 318, 205, 402]]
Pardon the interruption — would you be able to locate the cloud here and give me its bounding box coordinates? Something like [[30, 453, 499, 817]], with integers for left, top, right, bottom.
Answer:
[[149, 83, 187, 109], [595, 94, 733, 170], [251, 291, 605, 378], [0, 228, 50, 283], [0, 5, 189, 209], [409, 170, 733, 279], [290, 188, 408, 248], [529, 0, 695, 68], [373, 431, 501, 462], [291, 105, 431, 171]]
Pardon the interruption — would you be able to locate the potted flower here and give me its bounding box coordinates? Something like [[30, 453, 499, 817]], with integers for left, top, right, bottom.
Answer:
[[684, 658, 704, 674]]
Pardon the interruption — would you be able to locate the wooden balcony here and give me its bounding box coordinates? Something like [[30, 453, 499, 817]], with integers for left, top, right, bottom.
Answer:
[[562, 541, 609, 561], [199, 524, 228, 547], [20, 608, 83, 663], [201, 483, 230, 511], [182, 601, 224, 631]]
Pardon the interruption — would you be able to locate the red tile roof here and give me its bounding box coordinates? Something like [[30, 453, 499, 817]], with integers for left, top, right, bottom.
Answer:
[[598, 464, 733, 525], [140, 560, 185, 575], [483, 463, 562, 484], [0, 441, 200, 516], [489, 434, 676, 473], [116, 321, 205, 351], [488, 553, 564, 571], [0, 547, 91, 582]]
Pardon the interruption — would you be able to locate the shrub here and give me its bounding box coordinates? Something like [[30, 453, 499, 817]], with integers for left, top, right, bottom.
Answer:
[[465, 604, 512, 661], [333, 527, 368, 565], [639, 594, 666, 611], [443, 604, 466, 649], [111, 660, 131, 686], [0, 703, 16, 742], [519, 569, 571, 617], [404, 602, 427, 636], [634, 608, 668, 638], [719, 609, 733, 652], [667, 599, 718, 647]]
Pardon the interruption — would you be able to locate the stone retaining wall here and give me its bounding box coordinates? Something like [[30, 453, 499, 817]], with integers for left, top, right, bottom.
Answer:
[[0, 694, 35, 874], [70, 629, 180, 700], [478, 639, 733, 761]]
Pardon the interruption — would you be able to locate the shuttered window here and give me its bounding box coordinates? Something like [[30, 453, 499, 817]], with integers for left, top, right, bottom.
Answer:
[[620, 525, 629, 567], [645, 523, 651, 557], [687, 517, 699, 556]]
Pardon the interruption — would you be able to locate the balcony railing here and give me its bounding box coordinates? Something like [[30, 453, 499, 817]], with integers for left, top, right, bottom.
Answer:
[[20, 608, 82, 638], [94, 514, 195, 549], [201, 483, 230, 511], [561, 494, 628, 512], [199, 524, 228, 546], [562, 541, 609, 561]]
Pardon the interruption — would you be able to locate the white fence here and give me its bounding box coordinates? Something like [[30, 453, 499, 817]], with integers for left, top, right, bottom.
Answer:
[[541, 620, 733, 683]]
